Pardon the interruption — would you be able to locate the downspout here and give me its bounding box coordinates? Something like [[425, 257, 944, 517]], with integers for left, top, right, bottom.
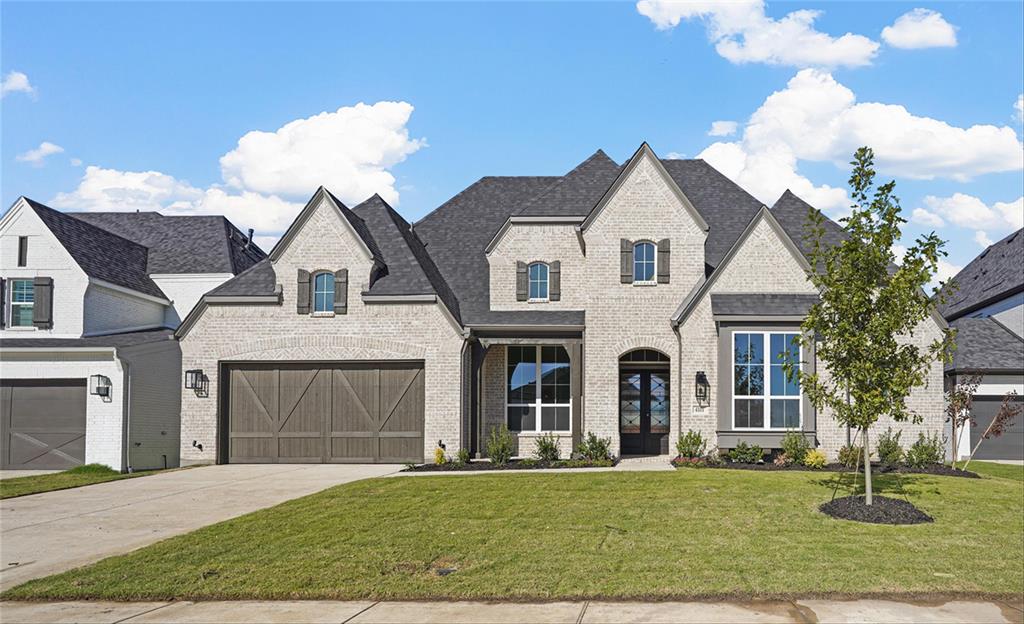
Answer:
[[674, 323, 683, 440], [121, 351, 133, 474]]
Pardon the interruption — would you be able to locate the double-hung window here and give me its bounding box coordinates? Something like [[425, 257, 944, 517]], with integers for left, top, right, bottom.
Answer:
[[733, 332, 801, 429], [313, 272, 335, 313], [507, 345, 571, 433], [9, 279, 34, 327], [633, 241, 656, 283], [528, 263, 548, 301]]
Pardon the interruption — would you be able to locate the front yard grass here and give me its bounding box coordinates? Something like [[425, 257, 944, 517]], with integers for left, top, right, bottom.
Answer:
[[3, 468, 1022, 601], [0, 464, 160, 499], [958, 460, 1023, 482]]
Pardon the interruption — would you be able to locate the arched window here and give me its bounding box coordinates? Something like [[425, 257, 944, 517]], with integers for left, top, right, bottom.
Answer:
[[313, 272, 335, 313], [528, 262, 549, 301], [633, 241, 656, 282]]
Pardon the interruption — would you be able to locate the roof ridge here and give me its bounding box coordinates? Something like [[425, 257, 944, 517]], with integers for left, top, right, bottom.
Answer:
[[30, 199, 152, 253], [517, 150, 618, 214]]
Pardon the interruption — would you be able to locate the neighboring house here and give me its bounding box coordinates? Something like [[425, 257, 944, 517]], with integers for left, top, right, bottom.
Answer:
[[939, 228, 1024, 461], [0, 198, 265, 470], [176, 143, 947, 465]]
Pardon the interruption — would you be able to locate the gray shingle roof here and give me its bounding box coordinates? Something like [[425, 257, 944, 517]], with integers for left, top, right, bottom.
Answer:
[[948, 316, 1024, 373], [517, 150, 621, 217], [938, 228, 1024, 321], [25, 199, 165, 298], [0, 327, 175, 349], [207, 258, 277, 297], [711, 293, 820, 317], [769, 189, 848, 269]]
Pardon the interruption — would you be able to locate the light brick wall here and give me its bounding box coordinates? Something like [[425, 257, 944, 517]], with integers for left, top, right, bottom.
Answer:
[[488, 224, 585, 310], [151, 273, 235, 326], [178, 196, 465, 464], [83, 284, 166, 334]]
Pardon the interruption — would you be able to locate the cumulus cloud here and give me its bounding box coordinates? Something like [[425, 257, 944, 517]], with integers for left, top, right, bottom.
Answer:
[[915, 194, 1024, 231], [881, 8, 957, 49], [707, 120, 738, 137], [696, 69, 1024, 215], [636, 0, 879, 68], [911, 207, 944, 228], [50, 101, 425, 238], [1016, 94, 1023, 123], [1, 71, 35, 98], [16, 142, 64, 167], [974, 231, 994, 248]]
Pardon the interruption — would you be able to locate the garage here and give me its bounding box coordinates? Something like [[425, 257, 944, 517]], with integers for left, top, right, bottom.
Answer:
[[970, 395, 1024, 461], [224, 362, 425, 463], [1, 379, 87, 470]]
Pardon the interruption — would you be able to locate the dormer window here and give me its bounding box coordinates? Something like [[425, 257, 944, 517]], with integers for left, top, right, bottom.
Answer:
[[633, 241, 656, 283], [528, 262, 549, 301], [313, 272, 335, 313]]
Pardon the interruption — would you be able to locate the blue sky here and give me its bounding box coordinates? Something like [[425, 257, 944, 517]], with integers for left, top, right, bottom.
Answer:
[[2, 1, 1022, 281]]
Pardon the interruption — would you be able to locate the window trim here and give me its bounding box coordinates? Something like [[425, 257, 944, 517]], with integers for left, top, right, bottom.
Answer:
[[505, 345, 572, 434], [312, 271, 335, 315], [8, 278, 35, 328], [527, 262, 549, 303], [632, 240, 657, 285], [731, 331, 802, 431]]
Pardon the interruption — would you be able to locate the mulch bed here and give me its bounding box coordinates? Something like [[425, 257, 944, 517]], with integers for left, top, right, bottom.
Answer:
[[402, 458, 616, 472], [677, 459, 979, 478], [820, 495, 934, 525]]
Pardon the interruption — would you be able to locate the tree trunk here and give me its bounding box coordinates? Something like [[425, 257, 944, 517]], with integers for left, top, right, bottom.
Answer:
[[862, 427, 873, 506]]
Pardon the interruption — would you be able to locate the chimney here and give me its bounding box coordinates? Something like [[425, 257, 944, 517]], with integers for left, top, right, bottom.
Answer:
[[244, 228, 254, 250]]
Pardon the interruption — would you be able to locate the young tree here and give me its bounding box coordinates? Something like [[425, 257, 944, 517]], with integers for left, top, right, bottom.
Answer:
[[786, 147, 956, 505], [946, 374, 982, 466], [962, 392, 1022, 471]]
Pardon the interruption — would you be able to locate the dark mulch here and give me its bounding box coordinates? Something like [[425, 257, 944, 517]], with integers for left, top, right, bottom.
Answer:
[[820, 495, 934, 525], [691, 460, 980, 478], [402, 458, 616, 472]]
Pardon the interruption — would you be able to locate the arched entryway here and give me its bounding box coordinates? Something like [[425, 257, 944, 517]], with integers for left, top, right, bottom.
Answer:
[[619, 349, 670, 455]]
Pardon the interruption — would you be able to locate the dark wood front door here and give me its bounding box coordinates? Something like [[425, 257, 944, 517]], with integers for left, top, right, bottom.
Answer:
[[619, 370, 670, 455]]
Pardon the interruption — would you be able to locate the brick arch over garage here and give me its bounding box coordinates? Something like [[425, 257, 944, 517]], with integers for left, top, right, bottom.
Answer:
[[216, 335, 431, 361]]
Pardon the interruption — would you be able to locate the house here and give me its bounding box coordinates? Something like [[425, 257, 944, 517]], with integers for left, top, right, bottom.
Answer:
[[176, 143, 947, 465], [0, 198, 266, 471], [940, 228, 1024, 461]]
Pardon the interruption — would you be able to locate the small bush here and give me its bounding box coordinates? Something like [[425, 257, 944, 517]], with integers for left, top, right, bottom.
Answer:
[[905, 432, 943, 469], [433, 446, 447, 465], [533, 433, 561, 462], [728, 442, 764, 464], [676, 430, 707, 459], [485, 425, 515, 466], [780, 431, 810, 465], [672, 456, 706, 468], [838, 444, 865, 469], [772, 453, 790, 467], [876, 427, 904, 467], [455, 447, 471, 465], [577, 432, 613, 461], [803, 448, 827, 469]]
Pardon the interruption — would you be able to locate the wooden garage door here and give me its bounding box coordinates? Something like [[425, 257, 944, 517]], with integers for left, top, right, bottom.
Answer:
[[971, 395, 1024, 461], [1, 379, 87, 470], [225, 363, 425, 463]]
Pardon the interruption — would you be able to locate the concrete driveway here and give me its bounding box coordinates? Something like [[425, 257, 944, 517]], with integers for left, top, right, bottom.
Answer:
[[0, 464, 397, 591]]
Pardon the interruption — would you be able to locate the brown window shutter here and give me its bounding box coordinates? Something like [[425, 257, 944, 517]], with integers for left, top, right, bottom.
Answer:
[[516, 261, 528, 301], [32, 276, 53, 329], [296, 269, 310, 314], [657, 239, 671, 284], [549, 261, 561, 301], [620, 239, 633, 283], [334, 269, 348, 314], [0, 278, 5, 329]]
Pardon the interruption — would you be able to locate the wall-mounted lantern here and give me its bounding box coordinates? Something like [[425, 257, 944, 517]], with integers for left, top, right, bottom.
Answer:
[[89, 374, 112, 401], [184, 369, 209, 397], [695, 371, 710, 407]]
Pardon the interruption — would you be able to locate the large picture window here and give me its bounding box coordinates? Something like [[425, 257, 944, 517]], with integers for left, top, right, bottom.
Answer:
[[9, 279, 34, 327], [507, 345, 571, 433], [733, 332, 801, 429]]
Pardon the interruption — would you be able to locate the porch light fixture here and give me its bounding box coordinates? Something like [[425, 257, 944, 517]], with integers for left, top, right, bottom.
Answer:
[[695, 371, 710, 407], [184, 369, 209, 397], [89, 374, 111, 399]]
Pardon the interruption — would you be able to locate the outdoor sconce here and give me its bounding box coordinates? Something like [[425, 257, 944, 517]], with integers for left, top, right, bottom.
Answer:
[[89, 374, 112, 401], [695, 371, 710, 407], [184, 369, 209, 397]]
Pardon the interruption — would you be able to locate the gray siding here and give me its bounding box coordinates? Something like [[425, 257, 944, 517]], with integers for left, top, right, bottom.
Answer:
[[121, 340, 182, 469]]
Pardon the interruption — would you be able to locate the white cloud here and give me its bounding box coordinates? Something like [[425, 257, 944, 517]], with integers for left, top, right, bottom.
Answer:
[[252, 235, 280, 254], [636, 0, 879, 68], [919, 193, 1023, 231], [696, 69, 1024, 216], [50, 101, 424, 237], [16, 142, 64, 167], [1, 71, 35, 98], [974, 231, 994, 248], [881, 8, 957, 49], [911, 207, 944, 228], [664, 151, 686, 159], [707, 120, 738, 137], [1016, 94, 1023, 123], [70, 158, 83, 167], [932, 257, 962, 290], [994, 197, 1024, 229]]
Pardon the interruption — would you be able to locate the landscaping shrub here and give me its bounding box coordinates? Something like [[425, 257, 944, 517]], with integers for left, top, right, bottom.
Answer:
[[728, 442, 764, 464], [433, 446, 447, 465], [838, 444, 865, 468], [905, 432, 943, 469], [577, 432, 613, 461], [780, 431, 810, 465], [876, 427, 904, 467], [455, 447, 471, 466], [485, 425, 515, 466], [803, 448, 827, 469], [676, 430, 707, 459], [533, 432, 561, 462]]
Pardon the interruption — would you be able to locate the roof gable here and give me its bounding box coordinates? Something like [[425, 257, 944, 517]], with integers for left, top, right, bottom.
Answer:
[[268, 187, 379, 264], [938, 228, 1023, 321]]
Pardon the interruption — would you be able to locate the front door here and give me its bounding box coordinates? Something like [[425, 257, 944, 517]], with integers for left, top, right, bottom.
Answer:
[[619, 370, 670, 455]]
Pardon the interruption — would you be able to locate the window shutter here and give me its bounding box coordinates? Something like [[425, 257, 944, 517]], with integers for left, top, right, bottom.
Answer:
[[334, 269, 348, 314], [620, 239, 633, 283], [32, 276, 53, 329], [549, 261, 561, 301], [516, 261, 528, 301], [657, 239, 671, 284], [0, 278, 5, 329], [296, 269, 310, 314]]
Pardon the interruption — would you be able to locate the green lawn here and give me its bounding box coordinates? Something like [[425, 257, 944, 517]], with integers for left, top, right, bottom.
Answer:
[[3, 469, 1022, 601], [0, 464, 160, 499], [960, 461, 1024, 482]]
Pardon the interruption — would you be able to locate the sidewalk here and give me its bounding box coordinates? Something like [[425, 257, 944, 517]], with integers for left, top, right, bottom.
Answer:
[[2, 598, 1021, 623]]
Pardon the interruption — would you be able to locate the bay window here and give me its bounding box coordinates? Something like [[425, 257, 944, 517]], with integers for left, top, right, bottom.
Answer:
[[507, 345, 571, 433], [733, 332, 801, 429]]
